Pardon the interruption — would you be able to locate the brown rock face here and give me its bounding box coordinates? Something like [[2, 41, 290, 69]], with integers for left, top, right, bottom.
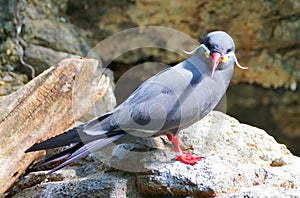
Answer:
[[68, 0, 299, 89], [0, 58, 112, 195]]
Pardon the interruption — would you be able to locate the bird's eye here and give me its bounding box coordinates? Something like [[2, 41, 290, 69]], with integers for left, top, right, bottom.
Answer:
[[226, 48, 233, 53]]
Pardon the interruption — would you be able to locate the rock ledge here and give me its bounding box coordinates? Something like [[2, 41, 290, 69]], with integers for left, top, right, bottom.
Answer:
[[9, 111, 300, 197]]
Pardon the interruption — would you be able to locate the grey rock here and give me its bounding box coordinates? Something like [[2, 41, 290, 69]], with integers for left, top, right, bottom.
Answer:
[[10, 111, 300, 197], [12, 173, 128, 198], [132, 111, 300, 197], [24, 44, 80, 74], [24, 19, 90, 56]]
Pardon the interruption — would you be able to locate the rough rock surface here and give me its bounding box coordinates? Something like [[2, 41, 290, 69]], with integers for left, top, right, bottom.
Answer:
[[8, 111, 300, 197], [0, 0, 91, 95]]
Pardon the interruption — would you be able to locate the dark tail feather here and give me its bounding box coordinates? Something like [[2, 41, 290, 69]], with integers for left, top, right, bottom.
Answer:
[[46, 134, 124, 173], [25, 127, 85, 152], [34, 143, 84, 168], [25, 112, 127, 173], [26, 113, 113, 152]]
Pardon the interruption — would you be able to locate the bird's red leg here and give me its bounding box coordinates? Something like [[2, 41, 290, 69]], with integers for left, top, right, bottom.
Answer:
[[167, 133, 201, 165], [167, 133, 181, 152]]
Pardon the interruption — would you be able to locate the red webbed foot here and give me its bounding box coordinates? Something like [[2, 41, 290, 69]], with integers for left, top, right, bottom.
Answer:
[[176, 151, 201, 165], [167, 133, 202, 165]]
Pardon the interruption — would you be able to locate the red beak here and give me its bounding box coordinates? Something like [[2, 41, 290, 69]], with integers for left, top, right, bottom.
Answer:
[[210, 52, 222, 78]]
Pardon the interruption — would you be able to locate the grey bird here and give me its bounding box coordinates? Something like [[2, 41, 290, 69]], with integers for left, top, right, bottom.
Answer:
[[25, 31, 247, 173]]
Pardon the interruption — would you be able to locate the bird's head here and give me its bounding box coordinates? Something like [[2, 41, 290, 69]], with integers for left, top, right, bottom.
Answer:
[[184, 31, 247, 78]]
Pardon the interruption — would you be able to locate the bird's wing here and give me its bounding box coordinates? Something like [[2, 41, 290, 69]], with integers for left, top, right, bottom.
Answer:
[[108, 61, 203, 136]]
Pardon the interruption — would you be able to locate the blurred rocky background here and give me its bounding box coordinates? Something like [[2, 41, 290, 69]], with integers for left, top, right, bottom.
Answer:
[[1, 0, 298, 154], [67, 0, 300, 156], [0, 0, 299, 196]]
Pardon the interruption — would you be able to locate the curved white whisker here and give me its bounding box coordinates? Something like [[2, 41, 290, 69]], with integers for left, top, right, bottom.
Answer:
[[183, 44, 209, 55], [183, 45, 202, 54], [233, 53, 248, 69]]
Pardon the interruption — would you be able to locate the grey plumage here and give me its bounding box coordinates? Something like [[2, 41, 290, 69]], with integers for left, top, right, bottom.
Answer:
[[26, 31, 243, 173]]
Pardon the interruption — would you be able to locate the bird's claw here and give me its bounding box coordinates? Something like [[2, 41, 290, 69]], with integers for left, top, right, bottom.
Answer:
[[176, 151, 201, 165]]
